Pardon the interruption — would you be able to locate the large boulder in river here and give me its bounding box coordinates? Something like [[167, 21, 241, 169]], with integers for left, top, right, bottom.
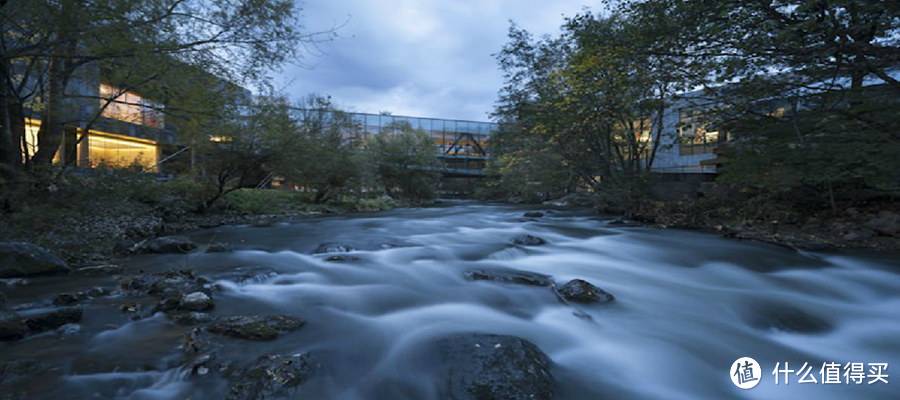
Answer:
[[0, 242, 70, 278], [135, 236, 197, 254], [0, 310, 27, 341], [208, 315, 305, 341], [436, 333, 554, 400], [180, 292, 214, 311], [23, 306, 83, 333], [464, 268, 553, 287], [228, 353, 317, 400], [558, 279, 614, 304], [511, 234, 546, 246]]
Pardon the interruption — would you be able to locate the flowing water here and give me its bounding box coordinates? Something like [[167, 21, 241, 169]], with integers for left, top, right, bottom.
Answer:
[[2, 201, 899, 399]]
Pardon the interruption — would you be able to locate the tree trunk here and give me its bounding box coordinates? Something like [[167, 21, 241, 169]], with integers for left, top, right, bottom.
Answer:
[[0, 59, 13, 169], [32, 0, 77, 166], [32, 55, 68, 165]]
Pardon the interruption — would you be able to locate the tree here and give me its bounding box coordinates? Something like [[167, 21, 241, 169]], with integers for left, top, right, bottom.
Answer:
[[270, 96, 365, 203], [0, 0, 327, 173], [629, 0, 900, 211], [366, 123, 441, 201], [492, 11, 693, 202]]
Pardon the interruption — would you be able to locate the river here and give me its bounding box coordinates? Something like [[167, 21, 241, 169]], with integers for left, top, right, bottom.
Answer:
[[2, 201, 899, 399]]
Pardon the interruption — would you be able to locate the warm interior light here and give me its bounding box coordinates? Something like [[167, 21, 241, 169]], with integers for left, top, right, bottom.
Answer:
[[87, 131, 158, 171]]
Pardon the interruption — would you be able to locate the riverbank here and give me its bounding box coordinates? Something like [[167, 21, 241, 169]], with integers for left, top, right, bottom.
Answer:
[[541, 192, 900, 252], [0, 171, 399, 266]]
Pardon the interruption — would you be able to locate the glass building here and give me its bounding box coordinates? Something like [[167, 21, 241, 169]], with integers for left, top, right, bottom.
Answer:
[[296, 110, 498, 175]]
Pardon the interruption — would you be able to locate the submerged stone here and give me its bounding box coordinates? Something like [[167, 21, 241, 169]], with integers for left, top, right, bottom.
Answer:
[[228, 353, 316, 400], [206, 242, 232, 253], [558, 279, 614, 303], [523, 211, 545, 218], [436, 333, 554, 400], [511, 234, 546, 246], [52, 293, 81, 306], [0, 242, 70, 278], [208, 315, 305, 341], [745, 303, 832, 334], [464, 268, 553, 287], [312, 243, 355, 254], [324, 254, 360, 263]]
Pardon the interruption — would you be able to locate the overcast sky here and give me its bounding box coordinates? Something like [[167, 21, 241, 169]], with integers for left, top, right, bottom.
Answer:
[[275, 0, 606, 122]]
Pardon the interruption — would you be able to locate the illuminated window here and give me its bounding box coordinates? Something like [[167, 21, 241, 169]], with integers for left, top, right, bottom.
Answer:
[[99, 84, 165, 128], [678, 110, 719, 145], [209, 135, 233, 143], [86, 131, 158, 171]]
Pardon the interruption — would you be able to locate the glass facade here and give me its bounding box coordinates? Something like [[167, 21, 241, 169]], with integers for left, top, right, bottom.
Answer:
[[21, 119, 159, 171], [295, 110, 498, 173], [99, 84, 165, 129]]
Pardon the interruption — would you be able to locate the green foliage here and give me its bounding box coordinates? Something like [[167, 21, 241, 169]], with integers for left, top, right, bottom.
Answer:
[[492, 11, 688, 201], [221, 189, 311, 215], [633, 0, 900, 210], [269, 96, 365, 203], [366, 125, 441, 201], [477, 125, 572, 202]]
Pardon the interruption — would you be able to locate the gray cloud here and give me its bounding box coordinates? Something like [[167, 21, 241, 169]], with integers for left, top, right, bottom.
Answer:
[[275, 0, 605, 121]]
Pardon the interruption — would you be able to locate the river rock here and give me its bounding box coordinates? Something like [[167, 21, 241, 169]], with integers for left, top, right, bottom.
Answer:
[[324, 254, 360, 263], [0, 242, 70, 278], [436, 333, 553, 400], [865, 211, 900, 237], [511, 234, 546, 246], [745, 303, 832, 334], [180, 292, 214, 311], [312, 243, 355, 254], [53, 293, 81, 306], [135, 236, 197, 254], [0, 310, 27, 341], [113, 239, 137, 256], [172, 312, 215, 325], [543, 192, 597, 208], [213, 266, 278, 286], [206, 242, 232, 253], [228, 353, 316, 400], [24, 307, 83, 333], [0, 291, 6, 307], [558, 279, 614, 303], [76, 264, 124, 276], [523, 211, 545, 218], [208, 315, 305, 341], [123, 270, 209, 299], [464, 268, 553, 287], [842, 229, 875, 242]]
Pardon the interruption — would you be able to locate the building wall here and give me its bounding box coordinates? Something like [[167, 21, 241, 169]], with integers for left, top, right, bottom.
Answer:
[[16, 61, 175, 171], [650, 91, 720, 175]]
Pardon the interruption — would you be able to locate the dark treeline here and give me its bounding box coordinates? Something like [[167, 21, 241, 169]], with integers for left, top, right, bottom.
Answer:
[[482, 0, 900, 218]]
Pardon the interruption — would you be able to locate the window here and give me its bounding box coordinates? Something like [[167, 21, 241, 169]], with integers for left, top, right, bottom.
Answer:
[[86, 131, 158, 171], [99, 84, 165, 128], [677, 110, 720, 155]]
